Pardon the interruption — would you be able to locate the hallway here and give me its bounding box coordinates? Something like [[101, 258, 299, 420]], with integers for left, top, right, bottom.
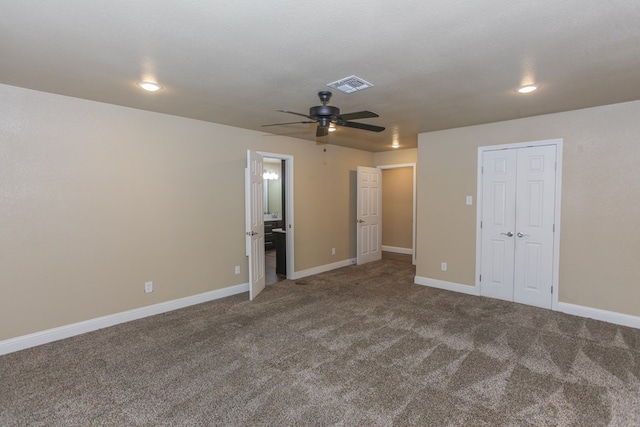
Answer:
[[266, 250, 413, 286]]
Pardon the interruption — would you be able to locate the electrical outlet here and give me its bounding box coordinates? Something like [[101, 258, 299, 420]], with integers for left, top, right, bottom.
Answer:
[[144, 281, 153, 293], [234, 265, 240, 275], [332, 248, 336, 255], [441, 262, 448, 271]]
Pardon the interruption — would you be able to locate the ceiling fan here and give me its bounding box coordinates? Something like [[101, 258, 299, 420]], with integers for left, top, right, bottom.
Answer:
[[262, 91, 385, 137]]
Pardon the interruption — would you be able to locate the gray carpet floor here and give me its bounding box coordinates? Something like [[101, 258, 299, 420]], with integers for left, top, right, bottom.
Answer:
[[1, 259, 639, 426]]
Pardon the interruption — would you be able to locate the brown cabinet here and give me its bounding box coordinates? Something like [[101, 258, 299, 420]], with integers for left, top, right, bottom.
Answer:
[[274, 229, 286, 275], [264, 220, 282, 249]]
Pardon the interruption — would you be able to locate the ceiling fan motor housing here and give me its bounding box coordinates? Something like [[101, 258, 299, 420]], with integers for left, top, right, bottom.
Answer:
[[310, 105, 340, 127]]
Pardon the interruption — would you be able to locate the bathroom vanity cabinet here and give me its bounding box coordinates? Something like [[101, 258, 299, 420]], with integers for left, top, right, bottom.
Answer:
[[264, 220, 283, 249]]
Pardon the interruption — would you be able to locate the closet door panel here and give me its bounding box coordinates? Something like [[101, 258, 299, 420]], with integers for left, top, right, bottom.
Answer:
[[480, 150, 517, 301], [513, 145, 557, 308]]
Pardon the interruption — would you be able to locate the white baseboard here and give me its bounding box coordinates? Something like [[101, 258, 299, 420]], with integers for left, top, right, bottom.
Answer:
[[414, 276, 480, 296], [382, 245, 413, 255], [6, 275, 637, 357], [415, 276, 640, 329], [557, 302, 640, 329], [0, 283, 249, 356], [292, 258, 357, 280]]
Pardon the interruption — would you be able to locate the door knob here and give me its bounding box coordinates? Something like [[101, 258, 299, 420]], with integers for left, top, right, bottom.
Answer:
[[500, 231, 513, 237], [357, 219, 365, 224], [246, 231, 258, 236], [517, 232, 526, 238]]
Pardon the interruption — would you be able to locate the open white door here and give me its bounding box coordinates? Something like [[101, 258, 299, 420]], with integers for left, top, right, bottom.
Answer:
[[245, 150, 265, 300], [357, 166, 382, 265]]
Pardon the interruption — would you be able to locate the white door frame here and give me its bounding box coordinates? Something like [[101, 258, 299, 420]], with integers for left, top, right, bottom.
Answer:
[[378, 163, 417, 265], [475, 138, 563, 310], [258, 151, 295, 279]]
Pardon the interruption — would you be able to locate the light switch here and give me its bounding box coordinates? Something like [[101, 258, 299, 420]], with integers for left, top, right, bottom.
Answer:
[[466, 196, 473, 205]]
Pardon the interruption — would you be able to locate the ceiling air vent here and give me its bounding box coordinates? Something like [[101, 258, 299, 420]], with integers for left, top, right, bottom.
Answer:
[[327, 75, 374, 94]]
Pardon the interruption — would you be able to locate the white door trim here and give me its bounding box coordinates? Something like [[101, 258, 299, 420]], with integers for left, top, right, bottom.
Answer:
[[378, 163, 417, 265], [475, 138, 563, 310], [258, 151, 295, 279]]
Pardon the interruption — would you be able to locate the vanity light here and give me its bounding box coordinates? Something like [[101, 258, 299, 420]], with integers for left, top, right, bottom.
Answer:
[[516, 84, 539, 94], [263, 170, 279, 180], [137, 81, 163, 92]]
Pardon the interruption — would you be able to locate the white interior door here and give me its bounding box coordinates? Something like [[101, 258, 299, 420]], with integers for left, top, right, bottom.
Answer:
[[513, 145, 557, 307], [480, 149, 517, 302], [480, 145, 557, 309], [245, 150, 265, 300], [357, 166, 382, 265]]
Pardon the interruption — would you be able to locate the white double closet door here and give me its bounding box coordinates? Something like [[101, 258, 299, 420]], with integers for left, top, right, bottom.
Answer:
[[479, 144, 557, 309]]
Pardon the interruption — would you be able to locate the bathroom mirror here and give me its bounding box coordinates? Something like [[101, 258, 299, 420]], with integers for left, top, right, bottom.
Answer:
[[263, 159, 282, 215]]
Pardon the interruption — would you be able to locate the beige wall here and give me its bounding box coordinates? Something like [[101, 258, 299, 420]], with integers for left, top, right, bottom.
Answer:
[[417, 100, 640, 317], [381, 168, 413, 249], [0, 84, 374, 340], [374, 147, 417, 166]]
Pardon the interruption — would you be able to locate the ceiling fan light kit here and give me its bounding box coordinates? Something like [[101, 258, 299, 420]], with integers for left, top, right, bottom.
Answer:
[[262, 90, 385, 137]]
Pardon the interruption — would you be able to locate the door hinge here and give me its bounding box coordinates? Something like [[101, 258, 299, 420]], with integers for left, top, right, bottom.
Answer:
[[480, 221, 483, 229], [479, 274, 482, 282], [553, 224, 555, 232], [551, 286, 553, 294]]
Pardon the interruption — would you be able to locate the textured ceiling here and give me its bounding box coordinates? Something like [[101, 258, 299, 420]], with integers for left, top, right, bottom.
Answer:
[[2, 1, 640, 152]]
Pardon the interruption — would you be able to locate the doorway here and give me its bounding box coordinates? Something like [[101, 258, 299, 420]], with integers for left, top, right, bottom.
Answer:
[[259, 152, 294, 285], [263, 157, 285, 285], [355, 163, 417, 265], [379, 163, 416, 265], [476, 139, 562, 309]]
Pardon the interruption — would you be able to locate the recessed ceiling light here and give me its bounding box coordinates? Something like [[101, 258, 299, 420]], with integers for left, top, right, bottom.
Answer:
[[392, 141, 400, 148], [516, 84, 539, 94], [137, 81, 162, 92]]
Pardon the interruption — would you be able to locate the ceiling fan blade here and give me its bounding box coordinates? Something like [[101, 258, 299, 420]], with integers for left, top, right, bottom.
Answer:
[[262, 120, 315, 127], [338, 110, 380, 121], [336, 121, 386, 132], [316, 125, 329, 137], [276, 109, 314, 120]]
